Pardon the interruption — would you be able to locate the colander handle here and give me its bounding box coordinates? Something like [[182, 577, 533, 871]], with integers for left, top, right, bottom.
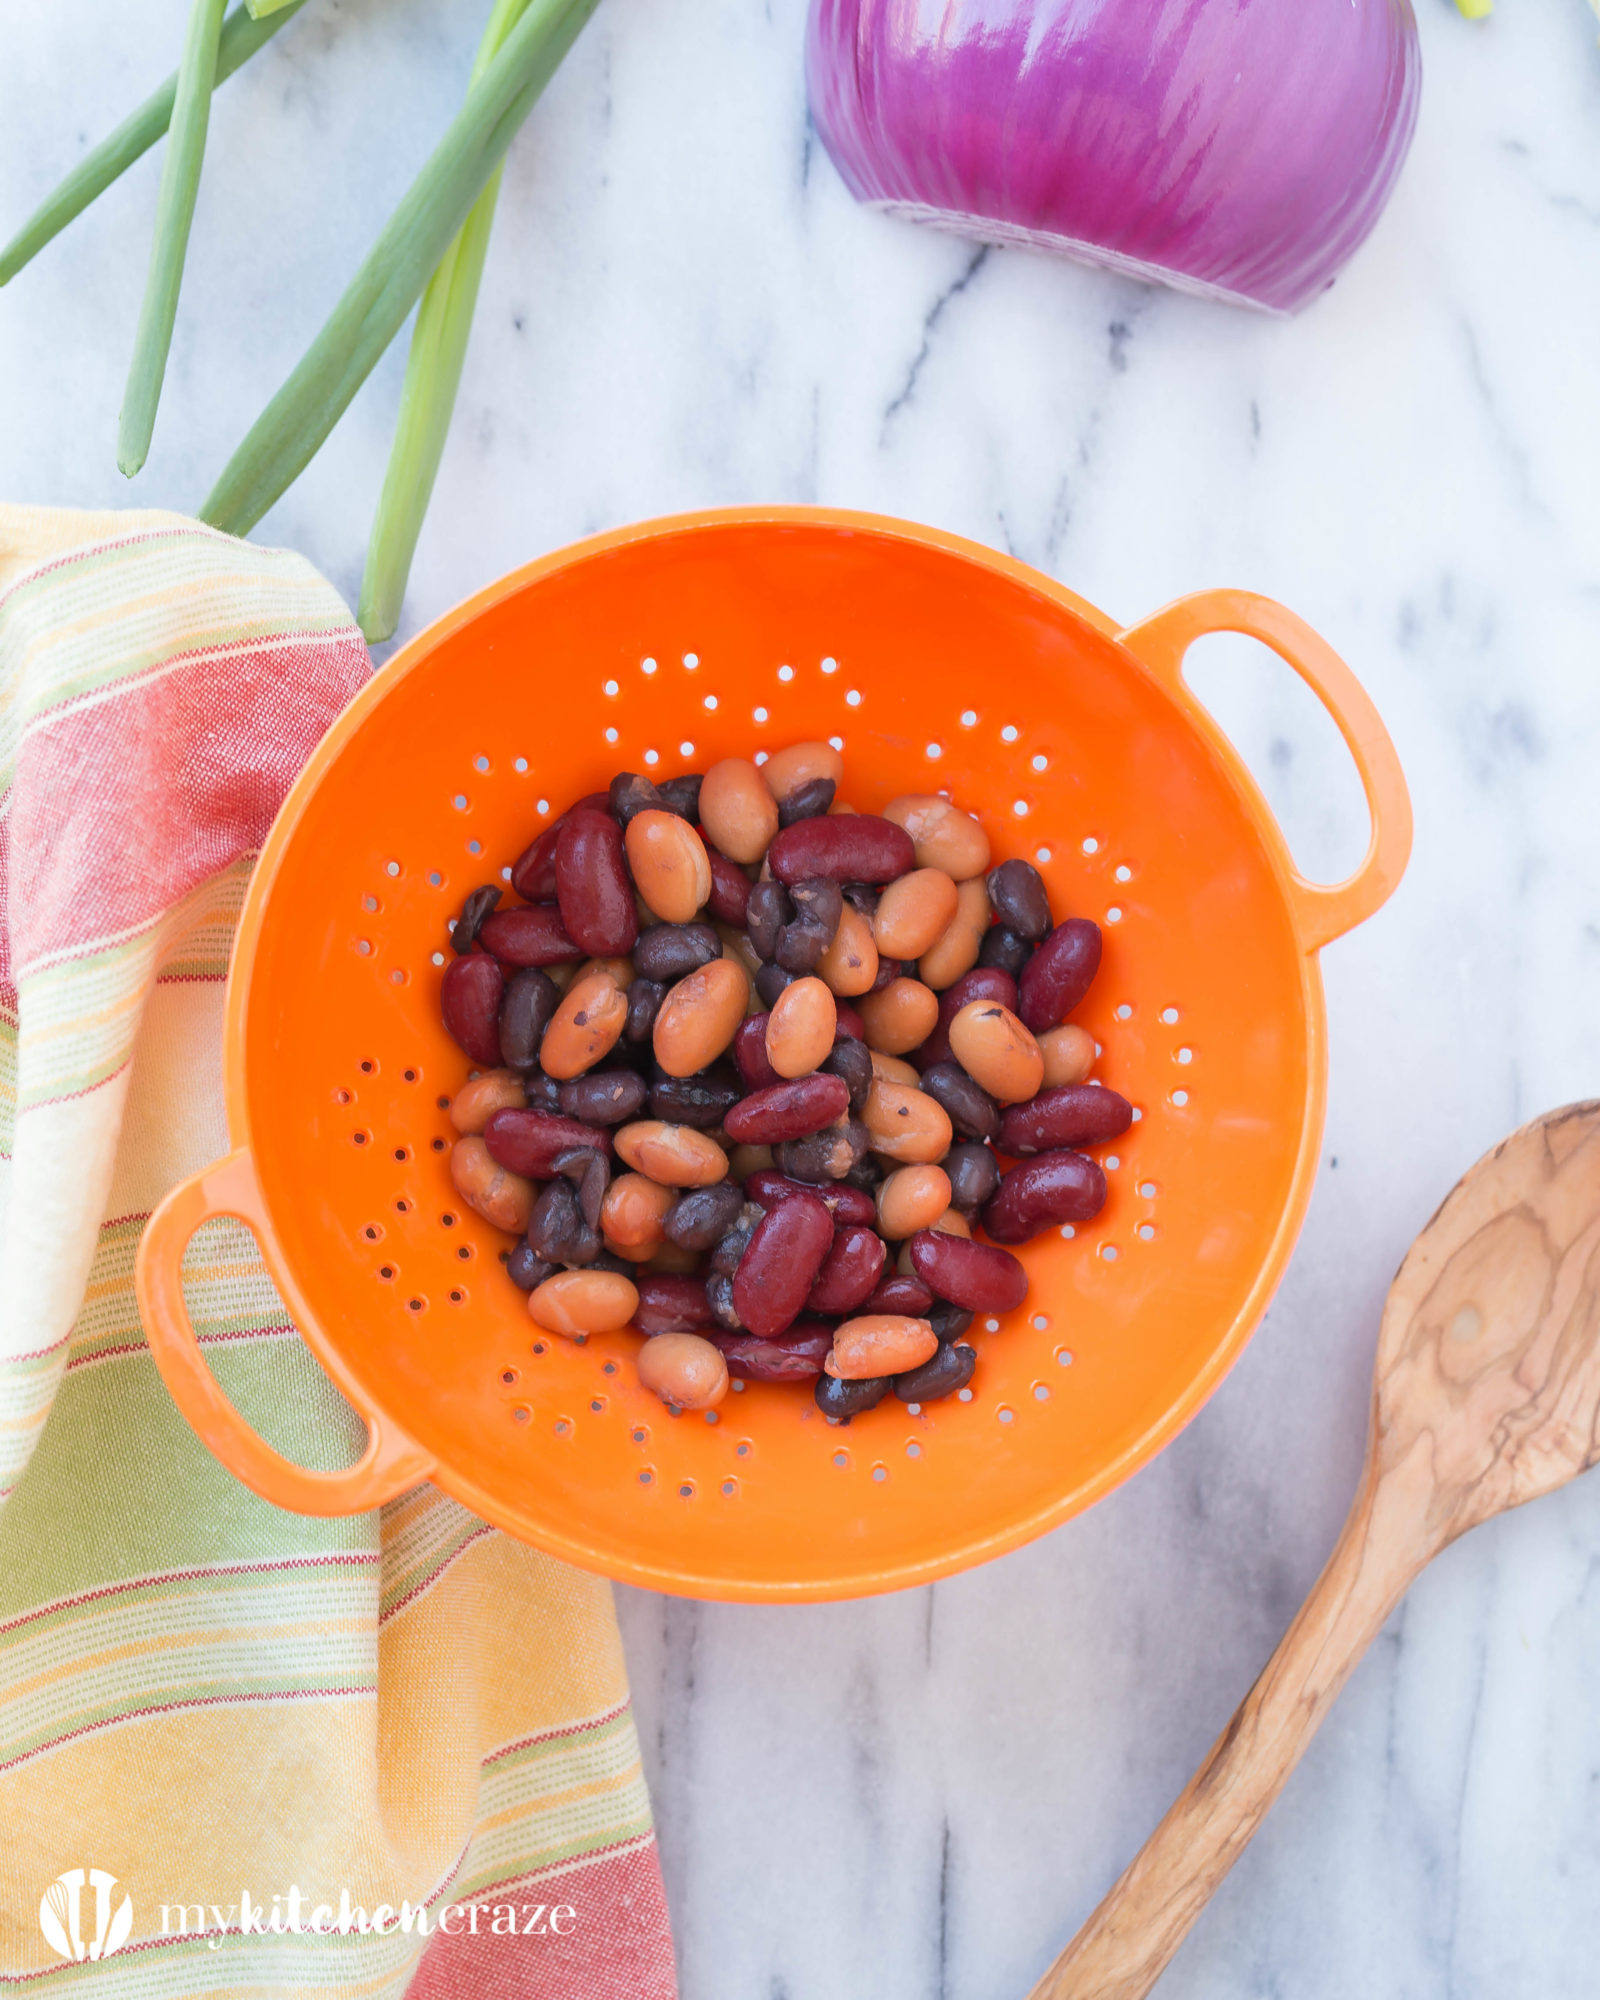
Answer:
[[136, 1147, 436, 1516], [1116, 591, 1412, 954]]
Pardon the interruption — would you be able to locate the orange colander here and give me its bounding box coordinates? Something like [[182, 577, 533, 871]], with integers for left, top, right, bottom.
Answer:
[[135, 508, 1410, 1603]]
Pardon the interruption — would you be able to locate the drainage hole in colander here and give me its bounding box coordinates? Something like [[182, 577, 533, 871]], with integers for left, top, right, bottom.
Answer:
[[1013, 800, 1029, 817], [1059, 1224, 1076, 1239], [904, 1402, 921, 1415], [736, 1441, 751, 1456], [362, 894, 378, 912], [1171, 1089, 1189, 1107], [753, 705, 769, 725], [512, 1406, 531, 1424], [684, 652, 700, 669], [393, 1147, 408, 1162], [360, 1059, 375, 1074], [603, 1360, 617, 1375], [1031, 753, 1048, 771], [336, 1089, 352, 1106], [458, 1245, 472, 1261], [353, 1131, 370, 1146], [403, 1068, 418, 1083], [871, 1465, 887, 1482], [452, 794, 467, 811], [926, 742, 942, 761], [778, 664, 794, 682], [465, 841, 481, 858], [703, 1409, 719, 1425], [641, 656, 658, 675], [406, 1297, 425, 1313], [1100, 1245, 1119, 1262], [639, 1469, 653, 1485], [1105, 1155, 1120, 1171], [449, 1289, 465, 1305], [428, 871, 443, 886], [1114, 1003, 1133, 1020], [431, 1137, 447, 1152], [436, 1094, 450, 1110], [1115, 864, 1133, 882], [832, 1451, 849, 1469], [394, 1198, 411, 1213], [957, 1387, 974, 1402], [1106, 906, 1123, 923], [473, 755, 489, 772], [1033, 1384, 1050, 1402], [1031, 1313, 1049, 1330], [440, 1212, 456, 1228], [356, 939, 371, 955], [984, 1317, 1000, 1332], [1055, 1347, 1075, 1366], [906, 1441, 922, 1458], [385, 860, 400, 877], [821, 656, 838, 674], [1082, 836, 1099, 854], [1176, 1047, 1193, 1065], [554, 1419, 572, 1437], [1139, 1224, 1156, 1240], [515, 759, 529, 774], [378, 1265, 394, 1281], [604, 727, 618, 744], [531, 1341, 547, 1355], [363, 1225, 381, 1242], [960, 708, 977, 725], [590, 1398, 606, 1414], [502, 1368, 518, 1385], [1035, 846, 1052, 864], [721, 1479, 737, 1497], [846, 689, 862, 708], [678, 1481, 694, 1499]]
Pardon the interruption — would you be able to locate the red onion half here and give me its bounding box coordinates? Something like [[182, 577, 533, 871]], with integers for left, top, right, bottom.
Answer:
[[806, 0, 1421, 314]]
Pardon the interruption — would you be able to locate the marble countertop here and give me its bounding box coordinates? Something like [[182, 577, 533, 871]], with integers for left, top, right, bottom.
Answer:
[[6, 2, 1600, 1993]]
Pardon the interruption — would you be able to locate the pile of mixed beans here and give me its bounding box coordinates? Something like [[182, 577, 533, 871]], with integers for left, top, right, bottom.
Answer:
[[437, 742, 1130, 1419]]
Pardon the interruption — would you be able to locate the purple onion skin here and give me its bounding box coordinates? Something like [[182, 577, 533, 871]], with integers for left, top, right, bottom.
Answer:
[[805, 0, 1420, 314]]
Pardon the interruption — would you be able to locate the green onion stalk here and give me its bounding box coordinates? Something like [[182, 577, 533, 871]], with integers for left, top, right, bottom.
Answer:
[[201, 0, 600, 540], [358, 0, 530, 644]]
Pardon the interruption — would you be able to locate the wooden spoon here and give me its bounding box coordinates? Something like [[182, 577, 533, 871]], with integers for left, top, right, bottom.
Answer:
[[1028, 1100, 1600, 2000]]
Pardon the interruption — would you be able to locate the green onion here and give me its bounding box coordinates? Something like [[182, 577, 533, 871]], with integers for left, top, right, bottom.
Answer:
[[0, 0, 307, 291], [201, 0, 600, 539], [118, 0, 230, 476], [358, 0, 528, 643]]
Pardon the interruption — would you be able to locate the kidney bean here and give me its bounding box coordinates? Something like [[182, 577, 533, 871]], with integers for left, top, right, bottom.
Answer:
[[777, 776, 836, 826], [1039, 1023, 1096, 1088], [601, 1173, 675, 1259], [814, 1372, 892, 1421], [529, 1177, 600, 1266], [873, 868, 960, 962], [483, 1109, 610, 1179], [528, 1269, 639, 1336], [882, 794, 991, 880], [835, 1001, 866, 1040], [538, 970, 629, 1079], [652, 957, 749, 1078], [1000, 1083, 1133, 1156], [754, 962, 794, 1008], [608, 771, 665, 824], [826, 1314, 938, 1380], [480, 903, 584, 969], [776, 1119, 868, 1184], [636, 1332, 729, 1408], [499, 967, 560, 1071], [733, 1013, 782, 1090], [918, 876, 991, 990], [979, 926, 1032, 978], [948, 1000, 1044, 1104], [700, 757, 779, 864], [920, 1062, 998, 1143], [895, 1342, 976, 1404], [556, 1068, 646, 1126], [817, 900, 879, 997], [983, 1149, 1108, 1242], [769, 815, 915, 887], [626, 810, 712, 924], [507, 1238, 557, 1291], [657, 773, 703, 822], [1019, 918, 1103, 1032], [555, 807, 638, 957], [876, 1164, 953, 1239], [857, 977, 940, 1057], [511, 821, 564, 901], [912, 966, 1019, 1069], [724, 1073, 850, 1145], [761, 739, 844, 802], [733, 1189, 834, 1336], [862, 1077, 953, 1164], [866, 1273, 935, 1316], [663, 1182, 746, 1254], [746, 880, 793, 961], [823, 1033, 873, 1112], [635, 1274, 714, 1335], [908, 1229, 1028, 1312], [450, 883, 502, 955], [441, 954, 505, 1065], [744, 1170, 877, 1225], [712, 1323, 835, 1383], [632, 922, 720, 983], [928, 1301, 975, 1343], [625, 977, 665, 1044], [871, 1050, 921, 1087], [449, 1136, 533, 1233], [706, 847, 752, 926], [766, 976, 836, 1078], [706, 1272, 744, 1330], [806, 1224, 887, 1315], [449, 1068, 525, 1135], [944, 1142, 1001, 1215], [987, 858, 1052, 940]]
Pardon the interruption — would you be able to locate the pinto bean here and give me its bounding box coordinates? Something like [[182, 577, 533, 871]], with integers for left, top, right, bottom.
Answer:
[[632, 922, 721, 983], [529, 1269, 639, 1335], [652, 957, 750, 1077], [663, 1183, 746, 1253], [614, 1121, 728, 1187], [913, 966, 1019, 1070], [882, 794, 991, 879], [441, 953, 505, 1065], [876, 1164, 953, 1239], [769, 815, 915, 887], [706, 846, 752, 925], [539, 970, 629, 1079], [979, 926, 1032, 978], [999, 1083, 1133, 1155], [870, 1050, 922, 1087], [920, 1061, 1000, 1142], [987, 858, 1052, 940], [555, 807, 638, 956], [634, 1274, 714, 1335], [626, 810, 712, 924], [944, 1141, 1001, 1215], [948, 1000, 1044, 1104], [733, 1189, 835, 1336], [1039, 1023, 1097, 1088], [744, 1170, 877, 1225], [865, 1273, 935, 1315], [806, 1224, 888, 1315], [450, 1068, 526, 1134], [873, 869, 960, 961], [817, 899, 879, 996], [918, 876, 991, 990], [700, 757, 780, 864], [826, 1315, 938, 1379], [480, 902, 585, 968], [861, 1077, 953, 1164], [499, 967, 560, 1071], [814, 1373, 892, 1420], [761, 739, 845, 804], [908, 1229, 1028, 1312], [856, 977, 939, 1057], [450, 1136, 533, 1233], [483, 1109, 611, 1179], [558, 1068, 648, 1126], [724, 1073, 851, 1145], [601, 1173, 676, 1259], [511, 821, 564, 902], [766, 976, 837, 1078], [712, 1323, 835, 1382], [894, 1342, 976, 1403], [983, 1149, 1108, 1243], [650, 1066, 742, 1131], [1019, 918, 1103, 1032]]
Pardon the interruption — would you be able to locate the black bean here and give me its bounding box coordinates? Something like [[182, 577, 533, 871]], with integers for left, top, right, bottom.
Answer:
[[529, 1180, 600, 1267], [777, 1118, 868, 1184], [823, 1034, 873, 1112], [775, 918, 831, 974], [552, 1146, 609, 1230], [589, 1249, 636, 1277], [814, 1373, 891, 1421], [777, 776, 836, 826], [507, 1239, 557, 1291], [978, 926, 1032, 977], [755, 962, 795, 1007], [894, 1342, 976, 1403], [451, 883, 503, 954], [626, 977, 665, 1043], [710, 1204, 763, 1277], [664, 1183, 746, 1253], [633, 922, 721, 983], [921, 1061, 1000, 1142], [559, 1069, 649, 1126], [706, 1271, 745, 1331], [609, 772, 666, 824], [519, 1069, 563, 1113], [746, 881, 793, 962], [944, 1142, 1001, 1215], [791, 877, 844, 933], [841, 882, 879, 916], [844, 1152, 884, 1192], [499, 967, 560, 1072], [656, 773, 703, 822], [650, 1066, 741, 1130], [987, 860, 1052, 941], [928, 1302, 975, 1343]]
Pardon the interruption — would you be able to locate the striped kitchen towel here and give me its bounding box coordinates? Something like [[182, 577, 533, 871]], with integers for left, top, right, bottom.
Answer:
[[0, 506, 676, 1999]]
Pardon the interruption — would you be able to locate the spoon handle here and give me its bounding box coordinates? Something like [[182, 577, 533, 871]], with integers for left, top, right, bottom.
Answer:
[[1026, 1461, 1420, 2000]]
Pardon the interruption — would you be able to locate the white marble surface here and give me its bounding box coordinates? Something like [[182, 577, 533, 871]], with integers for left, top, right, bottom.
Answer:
[[6, 1, 1600, 1993]]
